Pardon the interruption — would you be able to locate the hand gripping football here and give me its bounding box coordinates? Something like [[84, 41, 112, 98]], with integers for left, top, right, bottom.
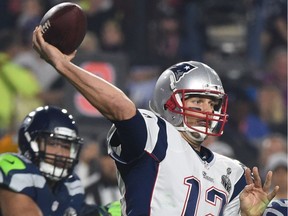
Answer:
[[40, 2, 87, 54]]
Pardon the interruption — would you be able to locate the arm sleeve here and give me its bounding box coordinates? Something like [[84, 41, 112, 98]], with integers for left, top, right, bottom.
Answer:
[[108, 109, 168, 164], [108, 110, 148, 163]]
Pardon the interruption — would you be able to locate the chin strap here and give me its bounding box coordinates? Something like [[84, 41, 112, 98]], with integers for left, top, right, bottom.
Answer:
[[176, 125, 208, 142]]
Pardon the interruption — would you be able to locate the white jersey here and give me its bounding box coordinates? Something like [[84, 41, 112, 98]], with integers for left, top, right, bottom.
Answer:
[[108, 109, 246, 216]]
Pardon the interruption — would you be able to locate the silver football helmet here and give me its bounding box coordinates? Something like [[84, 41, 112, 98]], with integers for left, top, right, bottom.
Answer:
[[149, 61, 228, 142]]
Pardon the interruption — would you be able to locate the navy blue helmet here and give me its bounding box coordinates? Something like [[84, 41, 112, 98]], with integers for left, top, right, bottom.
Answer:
[[18, 106, 83, 180]]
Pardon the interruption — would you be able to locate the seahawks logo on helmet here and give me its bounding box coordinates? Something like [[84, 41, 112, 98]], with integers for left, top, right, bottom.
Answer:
[[170, 63, 196, 81]]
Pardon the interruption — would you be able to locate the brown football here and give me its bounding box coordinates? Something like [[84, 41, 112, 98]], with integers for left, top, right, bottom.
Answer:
[[40, 2, 87, 54]]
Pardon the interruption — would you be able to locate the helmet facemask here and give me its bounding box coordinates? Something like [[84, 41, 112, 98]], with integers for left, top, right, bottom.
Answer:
[[30, 130, 83, 181], [164, 89, 228, 142]]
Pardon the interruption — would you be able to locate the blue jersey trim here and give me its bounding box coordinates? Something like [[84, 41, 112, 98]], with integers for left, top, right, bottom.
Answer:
[[150, 116, 168, 162], [117, 154, 159, 216], [230, 173, 246, 201]]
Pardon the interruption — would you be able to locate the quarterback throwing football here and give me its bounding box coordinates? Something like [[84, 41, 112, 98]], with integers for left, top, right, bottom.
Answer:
[[32, 26, 279, 216]]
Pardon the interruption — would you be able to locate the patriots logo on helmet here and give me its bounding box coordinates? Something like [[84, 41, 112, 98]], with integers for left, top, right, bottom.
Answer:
[[170, 63, 196, 81]]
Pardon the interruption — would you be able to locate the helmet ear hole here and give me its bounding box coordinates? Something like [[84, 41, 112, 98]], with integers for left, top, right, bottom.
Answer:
[[164, 97, 177, 111]]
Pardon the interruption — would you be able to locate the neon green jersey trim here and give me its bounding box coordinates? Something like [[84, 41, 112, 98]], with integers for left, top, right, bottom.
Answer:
[[0, 154, 26, 176], [106, 201, 121, 216]]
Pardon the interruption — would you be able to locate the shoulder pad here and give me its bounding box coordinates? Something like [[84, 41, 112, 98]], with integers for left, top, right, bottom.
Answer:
[[0, 153, 26, 176]]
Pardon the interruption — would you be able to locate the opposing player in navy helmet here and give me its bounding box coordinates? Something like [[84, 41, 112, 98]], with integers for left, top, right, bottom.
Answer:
[[33, 24, 279, 216], [0, 106, 119, 216], [18, 106, 83, 181]]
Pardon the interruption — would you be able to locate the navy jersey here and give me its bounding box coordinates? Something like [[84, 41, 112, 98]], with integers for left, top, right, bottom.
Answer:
[[263, 199, 288, 216], [0, 153, 85, 215], [108, 109, 247, 216]]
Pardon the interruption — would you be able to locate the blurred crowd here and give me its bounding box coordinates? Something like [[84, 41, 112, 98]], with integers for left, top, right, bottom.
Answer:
[[0, 0, 287, 204]]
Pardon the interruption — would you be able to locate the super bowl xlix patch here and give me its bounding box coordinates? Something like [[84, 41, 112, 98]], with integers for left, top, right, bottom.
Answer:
[[221, 167, 232, 193]]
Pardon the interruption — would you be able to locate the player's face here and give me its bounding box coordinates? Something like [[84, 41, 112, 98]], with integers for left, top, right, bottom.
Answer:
[[45, 137, 70, 156], [184, 95, 218, 127], [39, 136, 71, 167]]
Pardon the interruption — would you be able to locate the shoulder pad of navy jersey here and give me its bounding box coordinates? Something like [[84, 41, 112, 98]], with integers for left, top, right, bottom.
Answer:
[[0, 153, 26, 176]]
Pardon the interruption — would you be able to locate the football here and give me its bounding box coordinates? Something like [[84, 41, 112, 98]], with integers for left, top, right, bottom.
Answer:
[[40, 2, 87, 54]]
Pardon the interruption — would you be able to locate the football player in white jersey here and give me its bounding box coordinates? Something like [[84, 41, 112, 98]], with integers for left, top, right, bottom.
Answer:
[[32, 26, 279, 216]]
